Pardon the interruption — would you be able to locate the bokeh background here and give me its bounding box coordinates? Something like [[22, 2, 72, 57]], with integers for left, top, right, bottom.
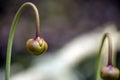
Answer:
[[0, 0, 120, 80]]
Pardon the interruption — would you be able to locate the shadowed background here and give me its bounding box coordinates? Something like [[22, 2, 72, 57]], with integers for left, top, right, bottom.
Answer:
[[0, 0, 120, 80]]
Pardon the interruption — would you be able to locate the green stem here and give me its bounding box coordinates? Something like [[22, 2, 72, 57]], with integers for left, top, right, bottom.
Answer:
[[5, 2, 40, 80], [95, 33, 113, 80]]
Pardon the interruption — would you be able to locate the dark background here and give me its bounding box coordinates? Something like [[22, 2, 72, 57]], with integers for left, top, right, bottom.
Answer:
[[0, 0, 120, 80]]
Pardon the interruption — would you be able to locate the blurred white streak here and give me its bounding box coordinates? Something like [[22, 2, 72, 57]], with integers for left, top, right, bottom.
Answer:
[[11, 24, 119, 80]]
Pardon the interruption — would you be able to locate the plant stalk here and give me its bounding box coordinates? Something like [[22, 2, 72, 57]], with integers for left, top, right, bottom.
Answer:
[[95, 33, 113, 80], [5, 2, 40, 80]]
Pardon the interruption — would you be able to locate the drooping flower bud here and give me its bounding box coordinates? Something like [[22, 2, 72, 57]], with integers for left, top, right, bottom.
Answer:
[[101, 65, 119, 80], [26, 36, 48, 55]]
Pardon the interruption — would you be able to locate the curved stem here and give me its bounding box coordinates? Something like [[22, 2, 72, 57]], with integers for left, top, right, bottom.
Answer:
[[95, 33, 113, 80], [5, 2, 40, 80]]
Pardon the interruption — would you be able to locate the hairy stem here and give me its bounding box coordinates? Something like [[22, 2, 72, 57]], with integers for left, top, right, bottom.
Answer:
[[95, 33, 113, 80], [5, 2, 40, 80]]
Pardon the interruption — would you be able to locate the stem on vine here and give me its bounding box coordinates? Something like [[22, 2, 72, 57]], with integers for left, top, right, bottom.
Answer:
[[5, 2, 40, 80], [95, 33, 113, 80]]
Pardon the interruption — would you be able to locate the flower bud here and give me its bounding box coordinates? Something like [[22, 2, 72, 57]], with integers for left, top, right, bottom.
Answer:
[[26, 37, 48, 55], [101, 65, 119, 80]]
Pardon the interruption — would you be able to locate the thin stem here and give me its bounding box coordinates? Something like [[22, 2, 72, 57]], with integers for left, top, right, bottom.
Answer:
[[107, 34, 112, 66], [5, 2, 40, 80], [95, 33, 113, 80]]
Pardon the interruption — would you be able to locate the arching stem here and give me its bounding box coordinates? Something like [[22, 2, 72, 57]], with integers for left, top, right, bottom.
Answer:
[[95, 33, 113, 80], [5, 2, 40, 80]]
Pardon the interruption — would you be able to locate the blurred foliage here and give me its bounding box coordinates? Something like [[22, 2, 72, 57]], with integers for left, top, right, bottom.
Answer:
[[74, 55, 96, 80]]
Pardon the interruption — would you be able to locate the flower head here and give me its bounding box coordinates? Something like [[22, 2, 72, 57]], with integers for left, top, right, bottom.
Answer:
[[101, 65, 119, 80], [26, 36, 48, 55]]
